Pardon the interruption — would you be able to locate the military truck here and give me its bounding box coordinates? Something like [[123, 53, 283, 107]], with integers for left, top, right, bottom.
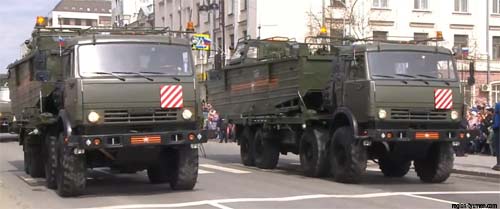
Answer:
[[7, 17, 207, 197], [207, 36, 475, 183], [0, 75, 12, 133]]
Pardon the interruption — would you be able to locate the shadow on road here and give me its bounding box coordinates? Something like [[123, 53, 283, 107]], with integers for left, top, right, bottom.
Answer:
[[8, 160, 24, 172], [79, 169, 199, 198], [0, 134, 18, 143]]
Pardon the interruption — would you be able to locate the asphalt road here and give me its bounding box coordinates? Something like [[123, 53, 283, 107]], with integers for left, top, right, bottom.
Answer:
[[0, 140, 499, 209]]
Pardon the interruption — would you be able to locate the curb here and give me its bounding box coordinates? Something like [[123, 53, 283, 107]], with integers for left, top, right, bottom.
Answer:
[[0, 134, 18, 143], [452, 168, 500, 178]]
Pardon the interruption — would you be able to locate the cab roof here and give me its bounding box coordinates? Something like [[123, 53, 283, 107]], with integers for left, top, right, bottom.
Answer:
[[337, 43, 452, 56]]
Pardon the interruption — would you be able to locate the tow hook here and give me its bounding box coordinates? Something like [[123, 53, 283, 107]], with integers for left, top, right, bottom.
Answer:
[[73, 148, 85, 155], [363, 140, 372, 147]]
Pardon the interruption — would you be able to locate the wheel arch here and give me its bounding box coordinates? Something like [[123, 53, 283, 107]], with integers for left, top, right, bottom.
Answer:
[[331, 107, 359, 137]]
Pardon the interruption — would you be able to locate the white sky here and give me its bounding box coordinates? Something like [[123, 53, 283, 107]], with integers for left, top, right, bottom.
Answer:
[[0, 0, 60, 73]]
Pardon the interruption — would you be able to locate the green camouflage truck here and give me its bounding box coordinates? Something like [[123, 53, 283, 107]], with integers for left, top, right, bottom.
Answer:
[[207, 36, 475, 183], [7, 18, 207, 197]]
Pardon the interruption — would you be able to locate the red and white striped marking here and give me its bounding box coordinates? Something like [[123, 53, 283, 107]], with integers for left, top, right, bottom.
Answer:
[[160, 85, 183, 109], [434, 89, 453, 110]]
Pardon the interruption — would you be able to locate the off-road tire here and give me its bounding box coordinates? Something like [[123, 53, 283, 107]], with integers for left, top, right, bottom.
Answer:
[[329, 126, 367, 183], [56, 133, 86, 197], [414, 142, 454, 183], [170, 146, 199, 190], [45, 134, 58, 189], [253, 129, 279, 169], [27, 139, 45, 178], [379, 157, 411, 177], [300, 128, 329, 177], [23, 141, 30, 175], [240, 126, 255, 166]]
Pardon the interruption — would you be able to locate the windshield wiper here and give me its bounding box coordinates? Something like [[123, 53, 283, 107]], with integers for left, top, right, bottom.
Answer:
[[416, 74, 437, 79], [395, 73, 416, 78], [372, 74, 395, 78], [417, 74, 450, 86], [112, 72, 154, 81], [140, 71, 181, 82], [91, 72, 126, 81]]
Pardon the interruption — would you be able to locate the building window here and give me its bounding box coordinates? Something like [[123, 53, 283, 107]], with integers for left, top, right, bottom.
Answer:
[[228, 0, 235, 15], [454, 0, 468, 12], [494, 0, 500, 13], [196, 3, 200, 25], [85, 19, 93, 26], [229, 34, 235, 49], [493, 36, 500, 60], [75, 19, 82, 25], [63, 18, 70, 25], [493, 83, 500, 104], [414, 32, 428, 44], [414, 0, 428, 10], [373, 0, 388, 8], [453, 34, 468, 49], [373, 31, 387, 41], [241, 0, 248, 10], [242, 30, 247, 38]]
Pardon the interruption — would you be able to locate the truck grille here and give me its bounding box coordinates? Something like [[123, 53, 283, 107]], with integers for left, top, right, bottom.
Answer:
[[104, 109, 178, 123], [390, 109, 447, 120]]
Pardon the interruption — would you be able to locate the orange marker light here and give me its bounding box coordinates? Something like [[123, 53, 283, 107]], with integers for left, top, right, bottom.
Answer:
[[93, 138, 101, 146], [36, 16, 46, 26]]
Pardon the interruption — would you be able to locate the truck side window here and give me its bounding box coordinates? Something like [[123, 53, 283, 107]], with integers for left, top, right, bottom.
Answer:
[[348, 56, 366, 80], [62, 53, 73, 78], [247, 46, 258, 59]]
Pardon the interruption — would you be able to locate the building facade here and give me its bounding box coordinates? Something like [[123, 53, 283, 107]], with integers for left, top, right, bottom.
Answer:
[[328, 0, 500, 106], [49, 0, 112, 28], [112, 0, 154, 26]]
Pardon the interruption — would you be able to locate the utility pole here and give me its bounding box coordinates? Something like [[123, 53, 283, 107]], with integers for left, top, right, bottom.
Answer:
[[220, 0, 226, 66], [486, 0, 491, 106]]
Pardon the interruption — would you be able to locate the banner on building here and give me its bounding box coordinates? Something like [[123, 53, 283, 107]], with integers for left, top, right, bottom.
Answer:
[[192, 34, 211, 51]]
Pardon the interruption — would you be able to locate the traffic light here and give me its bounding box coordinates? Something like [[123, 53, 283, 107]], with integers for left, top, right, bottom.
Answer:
[[186, 21, 195, 32]]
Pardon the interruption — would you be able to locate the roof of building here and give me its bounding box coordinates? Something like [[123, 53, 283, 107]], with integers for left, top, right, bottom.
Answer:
[[53, 0, 112, 14]]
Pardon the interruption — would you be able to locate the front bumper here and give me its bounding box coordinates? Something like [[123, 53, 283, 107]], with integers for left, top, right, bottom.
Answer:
[[360, 129, 477, 142], [68, 129, 210, 150]]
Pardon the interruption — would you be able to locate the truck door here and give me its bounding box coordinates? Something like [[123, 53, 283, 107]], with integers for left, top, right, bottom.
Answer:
[[343, 55, 370, 121], [62, 51, 78, 120]]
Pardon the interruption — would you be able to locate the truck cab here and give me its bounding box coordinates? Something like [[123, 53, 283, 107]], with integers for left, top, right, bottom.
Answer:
[[8, 23, 207, 197]]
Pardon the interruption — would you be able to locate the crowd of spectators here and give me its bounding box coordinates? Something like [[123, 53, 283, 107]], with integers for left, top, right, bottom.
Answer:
[[202, 101, 235, 143], [458, 103, 498, 156]]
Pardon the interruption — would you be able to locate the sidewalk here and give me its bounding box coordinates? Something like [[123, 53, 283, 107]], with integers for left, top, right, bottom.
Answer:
[[453, 154, 500, 178]]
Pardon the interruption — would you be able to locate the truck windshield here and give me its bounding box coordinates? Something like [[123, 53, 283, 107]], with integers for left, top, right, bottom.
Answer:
[[367, 51, 457, 81], [78, 44, 192, 77]]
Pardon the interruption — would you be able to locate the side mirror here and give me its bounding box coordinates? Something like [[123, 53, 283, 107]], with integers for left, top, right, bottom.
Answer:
[[468, 61, 475, 86], [34, 51, 49, 82]]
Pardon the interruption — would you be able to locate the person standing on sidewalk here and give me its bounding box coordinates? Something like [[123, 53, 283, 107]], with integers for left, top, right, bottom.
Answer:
[[492, 102, 500, 170]]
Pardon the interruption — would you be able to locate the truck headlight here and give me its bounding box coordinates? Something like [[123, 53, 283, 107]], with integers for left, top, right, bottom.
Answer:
[[378, 109, 387, 119], [87, 111, 100, 123], [182, 109, 193, 120], [450, 110, 459, 120]]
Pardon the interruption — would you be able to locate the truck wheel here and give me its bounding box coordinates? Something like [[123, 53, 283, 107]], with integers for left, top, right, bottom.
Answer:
[[329, 127, 367, 183], [23, 141, 31, 175], [379, 157, 411, 177], [240, 126, 255, 166], [253, 129, 279, 169], [45, 134, 58, 189], [27, 137, 45, 178], [300, 128, 329, 177], [414, 142, 454, 183], [56, 133, 86, 197], [170, 146, 198, 190]]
